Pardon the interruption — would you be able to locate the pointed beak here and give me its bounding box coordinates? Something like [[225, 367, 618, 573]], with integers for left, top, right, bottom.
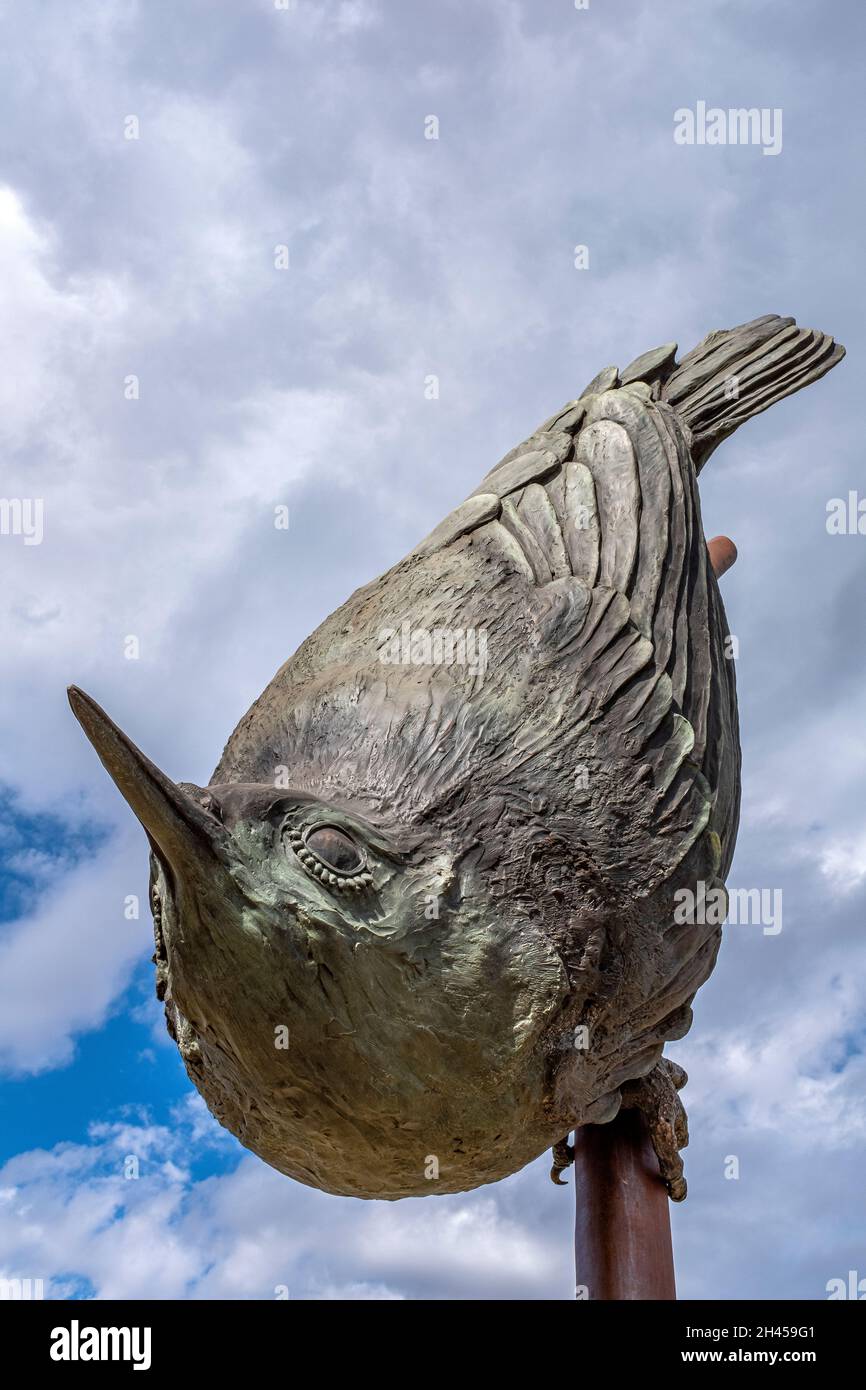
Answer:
[[67, 685, 228, 874]]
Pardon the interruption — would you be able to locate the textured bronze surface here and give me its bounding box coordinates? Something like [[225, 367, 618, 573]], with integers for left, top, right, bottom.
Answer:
[[69, 315, 844, 1200]]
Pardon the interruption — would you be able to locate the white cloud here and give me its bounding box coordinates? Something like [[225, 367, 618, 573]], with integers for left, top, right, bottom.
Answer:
[[818, 834, 866, 897], [0, 823, 146, 1075], [0, 1106, 566, 1300], [0, 185, 127, 453]]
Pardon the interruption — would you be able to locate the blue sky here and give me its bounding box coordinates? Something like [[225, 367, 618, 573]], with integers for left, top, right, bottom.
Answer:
[[0, 0, 864, 1299]]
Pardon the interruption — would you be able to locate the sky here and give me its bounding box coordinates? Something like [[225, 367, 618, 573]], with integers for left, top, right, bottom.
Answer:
[[0, 0, 863, 1300]]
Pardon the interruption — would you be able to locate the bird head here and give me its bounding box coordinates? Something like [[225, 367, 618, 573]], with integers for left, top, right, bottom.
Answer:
[[68, 685, 567, 1197]]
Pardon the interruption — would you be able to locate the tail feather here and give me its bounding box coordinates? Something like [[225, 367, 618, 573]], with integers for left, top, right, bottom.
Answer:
[[661, 314, 845, 471]]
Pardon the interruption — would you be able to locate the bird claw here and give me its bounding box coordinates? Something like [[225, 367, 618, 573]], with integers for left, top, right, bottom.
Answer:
[[620, 1057, 689, 1202], [550, 1137, 575, 1185]]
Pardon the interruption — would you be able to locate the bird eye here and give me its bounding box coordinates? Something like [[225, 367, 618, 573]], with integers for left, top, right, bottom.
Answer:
[[286, 823, 372, 892], [305, 826, 363, 874]]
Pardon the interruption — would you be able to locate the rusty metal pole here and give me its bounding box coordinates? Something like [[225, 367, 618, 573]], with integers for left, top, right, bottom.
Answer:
[[573, 1109, 676, 1300]]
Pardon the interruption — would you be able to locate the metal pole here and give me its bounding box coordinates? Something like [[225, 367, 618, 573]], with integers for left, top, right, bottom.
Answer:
[[573, 1108, 676, 1300]]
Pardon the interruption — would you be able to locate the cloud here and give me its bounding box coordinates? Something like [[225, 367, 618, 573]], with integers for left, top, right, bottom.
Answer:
[[0, 1102, 568, 1300], [0, 821, 146, 1075], [0, 185, 127, 455], [818, 835, 866, 897]]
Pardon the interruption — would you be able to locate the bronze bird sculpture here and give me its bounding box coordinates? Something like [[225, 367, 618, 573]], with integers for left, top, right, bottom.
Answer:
[[69, 315, 844, 1201]]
